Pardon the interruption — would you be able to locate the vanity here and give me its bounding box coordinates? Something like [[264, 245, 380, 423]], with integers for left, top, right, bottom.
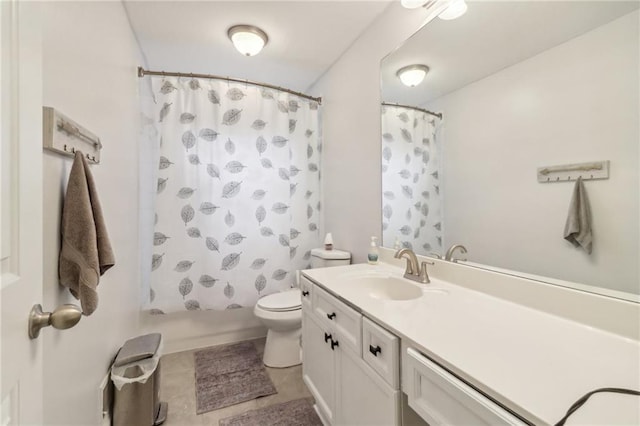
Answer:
[[300, 251, 640, 426]]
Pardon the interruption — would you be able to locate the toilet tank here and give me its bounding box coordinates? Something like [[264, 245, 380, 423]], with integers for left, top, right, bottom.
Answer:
[[310, 248, 351, 268]]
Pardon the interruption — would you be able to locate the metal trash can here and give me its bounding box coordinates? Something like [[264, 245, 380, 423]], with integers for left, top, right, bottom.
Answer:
[[111, 333, 167, 426]]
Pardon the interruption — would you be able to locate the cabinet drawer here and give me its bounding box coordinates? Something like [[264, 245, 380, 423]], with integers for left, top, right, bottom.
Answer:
[[312, 284, 362, 356], [362, 317, 399, 389], [405, 348, 527, 426], [300, 276, 313, 308]]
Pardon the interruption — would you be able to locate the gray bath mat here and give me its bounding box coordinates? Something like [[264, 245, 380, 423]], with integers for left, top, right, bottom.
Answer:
[[218, 398, 322, 426], [194, 341, 277, 414]]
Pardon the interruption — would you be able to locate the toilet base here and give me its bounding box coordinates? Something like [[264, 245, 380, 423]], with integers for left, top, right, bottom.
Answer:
[[262, 328, 302, 368]]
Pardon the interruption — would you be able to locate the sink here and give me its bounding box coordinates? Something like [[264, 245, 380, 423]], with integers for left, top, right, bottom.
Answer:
[[340, 268, 449, 301], [349, 277, 423, 301]]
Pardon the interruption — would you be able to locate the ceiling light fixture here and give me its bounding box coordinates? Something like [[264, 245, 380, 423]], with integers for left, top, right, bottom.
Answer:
[[396, 64, 430, 87], [227, 25, 269, 57], [438, 0, 468, 20], [400, 0, 429, 9]]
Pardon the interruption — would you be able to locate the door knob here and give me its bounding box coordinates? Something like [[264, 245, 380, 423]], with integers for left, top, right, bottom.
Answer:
[[28, 304, 82, 339]]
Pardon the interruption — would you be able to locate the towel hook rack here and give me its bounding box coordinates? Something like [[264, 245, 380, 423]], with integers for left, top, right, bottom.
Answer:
[[43, 107, 102, 164], [537, 160, 609, 183]]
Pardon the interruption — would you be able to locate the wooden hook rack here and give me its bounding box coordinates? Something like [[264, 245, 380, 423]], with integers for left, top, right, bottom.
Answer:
[[43, 107, 102, 164]]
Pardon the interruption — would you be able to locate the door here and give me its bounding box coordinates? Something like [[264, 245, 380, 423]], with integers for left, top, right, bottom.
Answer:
[[1, 1, 44, 424], [302, 309, 336, 424]]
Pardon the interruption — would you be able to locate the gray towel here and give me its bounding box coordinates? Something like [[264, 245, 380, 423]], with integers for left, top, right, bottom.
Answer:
[[59, 151, 115, 315], [563, 176, 592, 254]]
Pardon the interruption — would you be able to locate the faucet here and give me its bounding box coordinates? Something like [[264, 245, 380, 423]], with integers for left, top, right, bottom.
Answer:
[[394, 248, 434, 284], [445, 244, 467, 262]]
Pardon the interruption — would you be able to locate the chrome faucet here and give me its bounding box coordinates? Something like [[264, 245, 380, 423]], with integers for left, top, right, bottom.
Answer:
[[445, 244, 467, 262], [394, 248, 434, 284]]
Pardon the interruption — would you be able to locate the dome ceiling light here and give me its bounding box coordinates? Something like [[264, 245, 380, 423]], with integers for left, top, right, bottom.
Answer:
[[400, 0, 468, 20], [400, 0, 430, 9], [438, 0, 468, 20], [227, 25, 269, 57], [396, 64, 430, 87]]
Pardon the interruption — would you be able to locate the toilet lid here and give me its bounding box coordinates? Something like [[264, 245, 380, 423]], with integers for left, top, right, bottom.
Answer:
[[257, 289, 302, 312]]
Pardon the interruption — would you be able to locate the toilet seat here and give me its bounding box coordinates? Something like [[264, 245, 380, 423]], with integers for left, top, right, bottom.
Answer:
[[257, 288, 301, 312]]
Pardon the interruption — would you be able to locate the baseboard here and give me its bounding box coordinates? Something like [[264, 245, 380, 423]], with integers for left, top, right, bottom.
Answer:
[[163, 325, 267, 354]]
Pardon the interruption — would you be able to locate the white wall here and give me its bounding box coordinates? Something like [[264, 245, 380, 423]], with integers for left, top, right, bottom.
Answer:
[[429, 12, 639, 294], [309, 2, 446, 263], [42, 2, 142, 424]]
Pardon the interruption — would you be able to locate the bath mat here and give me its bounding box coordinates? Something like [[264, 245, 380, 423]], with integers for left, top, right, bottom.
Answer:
[[218, 397, 322, 426], [194, 341, 277, 414]]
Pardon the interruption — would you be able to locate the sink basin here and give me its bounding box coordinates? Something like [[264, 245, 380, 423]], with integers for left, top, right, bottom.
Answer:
[[355, 277, 423, 301], [340, 269, 449, 301]]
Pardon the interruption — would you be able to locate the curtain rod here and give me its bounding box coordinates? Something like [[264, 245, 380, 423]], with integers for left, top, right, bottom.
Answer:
[[138, 67, 322, 104], [382, 102, 442, 120]]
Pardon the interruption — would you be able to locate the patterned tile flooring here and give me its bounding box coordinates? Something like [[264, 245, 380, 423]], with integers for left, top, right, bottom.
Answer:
[[160, 338, 313, 425]]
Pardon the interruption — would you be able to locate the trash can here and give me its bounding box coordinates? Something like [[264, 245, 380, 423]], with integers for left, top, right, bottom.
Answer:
[[111, 333, 167, 426]]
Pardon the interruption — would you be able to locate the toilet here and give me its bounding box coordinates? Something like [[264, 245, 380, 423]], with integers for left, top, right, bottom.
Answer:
[[254, 248, 351, 367]]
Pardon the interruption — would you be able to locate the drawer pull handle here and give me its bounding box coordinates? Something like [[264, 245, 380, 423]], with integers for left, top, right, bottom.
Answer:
[[330, 339, 339, 350], [327, 312, 336, 320], [302, 290, 309, 297], [324, 332, 332, 343], [369, 345, 382, 356]]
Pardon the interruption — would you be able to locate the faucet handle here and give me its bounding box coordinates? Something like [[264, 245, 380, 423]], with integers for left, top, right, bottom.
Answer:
[[418, 261, 433, 284]]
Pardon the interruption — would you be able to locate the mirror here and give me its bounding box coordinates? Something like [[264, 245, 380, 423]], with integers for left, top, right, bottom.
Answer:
[[380, 1, 639, 297]]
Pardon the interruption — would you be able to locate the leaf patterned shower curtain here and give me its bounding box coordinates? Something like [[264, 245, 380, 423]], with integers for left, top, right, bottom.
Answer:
[[142, 77, 322, 313], [381, 105, 443, 254]]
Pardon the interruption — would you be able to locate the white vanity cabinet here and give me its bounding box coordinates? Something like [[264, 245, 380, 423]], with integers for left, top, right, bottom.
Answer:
[[301, 276, 400, 425]]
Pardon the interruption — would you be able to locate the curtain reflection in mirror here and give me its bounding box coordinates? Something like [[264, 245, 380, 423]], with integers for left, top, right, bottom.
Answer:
[[381, 104, 443, 254]]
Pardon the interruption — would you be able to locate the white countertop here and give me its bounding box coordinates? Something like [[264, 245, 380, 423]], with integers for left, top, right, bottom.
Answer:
[[302, 262, 640, 425]]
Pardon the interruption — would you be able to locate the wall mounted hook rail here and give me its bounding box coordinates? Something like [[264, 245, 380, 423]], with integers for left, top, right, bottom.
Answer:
[[43, 107, 102, 164], [537, 160, 609, 183]]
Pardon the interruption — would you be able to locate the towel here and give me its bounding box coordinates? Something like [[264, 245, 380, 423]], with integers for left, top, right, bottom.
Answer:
[[59, 150, 115, 315], [563, 176, 592, 254]]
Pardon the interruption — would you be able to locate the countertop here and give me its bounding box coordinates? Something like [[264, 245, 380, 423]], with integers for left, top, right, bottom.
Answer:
[[301, 262, 640, 425]]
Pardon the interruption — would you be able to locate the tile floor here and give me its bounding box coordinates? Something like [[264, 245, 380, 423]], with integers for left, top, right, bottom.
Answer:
[[160, 338, 313, 425]]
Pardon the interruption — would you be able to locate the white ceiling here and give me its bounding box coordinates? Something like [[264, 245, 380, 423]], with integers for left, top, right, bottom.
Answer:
[[124, 0, 392, 92], [382, 1, 640, 107]]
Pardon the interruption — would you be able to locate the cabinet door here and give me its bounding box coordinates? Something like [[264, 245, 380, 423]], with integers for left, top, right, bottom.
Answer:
[[336, 341, 400, 426], [302, 309, 336, 425]]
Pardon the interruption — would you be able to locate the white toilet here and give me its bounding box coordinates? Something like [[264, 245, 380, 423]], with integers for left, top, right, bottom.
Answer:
[[254, 248, 351, 368]]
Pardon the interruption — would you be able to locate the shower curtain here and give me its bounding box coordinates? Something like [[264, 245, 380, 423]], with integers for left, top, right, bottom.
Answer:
[[381, 104, 443, 254], [140, 77, 322, 313]]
